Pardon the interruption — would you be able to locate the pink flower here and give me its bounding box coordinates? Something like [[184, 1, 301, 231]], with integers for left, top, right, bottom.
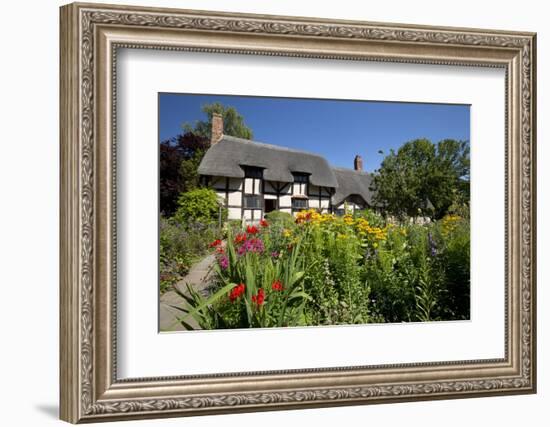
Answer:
[[219, 255, 229, 270]]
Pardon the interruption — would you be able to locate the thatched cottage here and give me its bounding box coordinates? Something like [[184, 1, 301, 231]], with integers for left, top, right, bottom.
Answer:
[[198, 113, 375, 223]]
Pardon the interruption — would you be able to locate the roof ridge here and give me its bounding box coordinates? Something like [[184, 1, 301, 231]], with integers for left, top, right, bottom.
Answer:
[[221, 135, 327, 159], [331, 166, 372, 175]]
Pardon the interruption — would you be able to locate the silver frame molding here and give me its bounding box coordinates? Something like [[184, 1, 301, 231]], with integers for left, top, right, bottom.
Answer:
[[60, 2, 537, 423]]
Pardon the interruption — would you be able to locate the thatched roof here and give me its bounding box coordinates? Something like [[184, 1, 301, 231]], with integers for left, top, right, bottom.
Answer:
[[198, 135, 377, 206], [198, 135, 339, 188], [331, 167, 374, 206]]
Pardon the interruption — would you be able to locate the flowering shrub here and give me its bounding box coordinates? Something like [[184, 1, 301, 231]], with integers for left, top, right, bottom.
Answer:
[[175, 208, 470, 329]]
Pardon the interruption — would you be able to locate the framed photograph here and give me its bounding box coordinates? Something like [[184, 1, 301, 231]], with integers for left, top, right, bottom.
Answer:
[[60, 2, 537, 423]]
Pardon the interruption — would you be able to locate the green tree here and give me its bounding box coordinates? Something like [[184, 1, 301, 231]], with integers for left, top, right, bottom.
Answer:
[[160, 132, 209, 216], [174, 188, 224, 226], [160, 103, 254, 215], [371, 138, 469, 220], [182, 102, 254, 140]]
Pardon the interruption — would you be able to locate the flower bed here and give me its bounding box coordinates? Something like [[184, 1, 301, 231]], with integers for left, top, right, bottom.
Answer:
[[176, 209, 470, 329]]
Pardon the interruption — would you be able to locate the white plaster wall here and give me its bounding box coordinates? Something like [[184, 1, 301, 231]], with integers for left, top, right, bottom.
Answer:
[[279, 194, 292, 207], [309, 199, 320, 208], [244, 178, 254, 194], [227, 191, 241, 206], [227, 207, 241, 220]]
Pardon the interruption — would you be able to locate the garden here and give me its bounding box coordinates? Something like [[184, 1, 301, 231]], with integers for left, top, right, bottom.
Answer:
[[165, 202, 470, 330], [159, 103, 471, 330]]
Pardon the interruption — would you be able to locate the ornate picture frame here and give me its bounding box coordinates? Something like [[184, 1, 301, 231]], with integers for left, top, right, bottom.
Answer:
[[60, 2, 536, 423]]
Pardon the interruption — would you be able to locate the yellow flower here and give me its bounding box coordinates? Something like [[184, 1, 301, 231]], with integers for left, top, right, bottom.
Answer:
[[282, 228, 292, 238], [441, 214, 462, 235], [343, 214, 354, 225]]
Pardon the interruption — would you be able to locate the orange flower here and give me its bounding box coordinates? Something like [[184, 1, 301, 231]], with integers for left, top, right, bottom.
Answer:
[[234, 233, 247, 244]]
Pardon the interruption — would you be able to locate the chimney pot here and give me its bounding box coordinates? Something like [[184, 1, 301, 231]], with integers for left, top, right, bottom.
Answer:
[[354, 155, 363, 171], [211, 113, 223, 145]]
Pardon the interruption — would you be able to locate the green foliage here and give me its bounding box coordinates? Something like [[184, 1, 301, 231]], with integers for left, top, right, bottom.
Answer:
[[174, 188, 225, 226], [159, 216, 222, 294], [264, 211, 294, 228], [371, 138, 470, 219], [178, 149, 204, 195], [414, 261, 439, 322], [354, 209, 386, 228], [159, 132, 209, 215], [434, 216, 470, 319], [182, 102, 254, 140]]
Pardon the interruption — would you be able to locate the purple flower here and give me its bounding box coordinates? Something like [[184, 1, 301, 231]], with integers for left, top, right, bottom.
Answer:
[[237, 238, 265, 255], [428, 232, 437, 257], [219, 255, 229, 270], [237, 245, 247, 256], [271, 251, 280, 258]]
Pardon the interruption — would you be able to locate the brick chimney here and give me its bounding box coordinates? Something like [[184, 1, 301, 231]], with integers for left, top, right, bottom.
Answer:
[[211, 113, 223, 145], [354, 155, 363, 171]]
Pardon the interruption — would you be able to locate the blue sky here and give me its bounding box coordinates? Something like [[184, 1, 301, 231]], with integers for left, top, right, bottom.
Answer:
[[159, 93, 470, 172]]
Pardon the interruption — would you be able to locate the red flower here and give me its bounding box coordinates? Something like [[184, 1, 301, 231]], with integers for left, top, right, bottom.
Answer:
[[209, 239, 222, 248], [246, 225, 259, 235], [260, 219, 269, 228], [271, 280, 283, 291], [251, 288, 265, 306], [216, 246, 225, 254], [234, 233, 247, 244], [229, 283, 246, 302]]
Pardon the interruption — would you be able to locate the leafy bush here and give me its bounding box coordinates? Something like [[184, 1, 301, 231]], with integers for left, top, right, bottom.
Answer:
[[174, 187, 225, 226], [264, 211, 294, 228]]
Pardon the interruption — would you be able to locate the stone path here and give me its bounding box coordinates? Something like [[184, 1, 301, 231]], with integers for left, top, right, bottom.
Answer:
[[159, 253, 217, 332]]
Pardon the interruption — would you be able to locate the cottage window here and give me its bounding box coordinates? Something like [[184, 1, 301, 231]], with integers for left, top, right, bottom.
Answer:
[[244, 195, 263, 209], [293, 173, 308, 183], [243, 166, 263, 178], [292, 173, 309, 196], [243, 166, 263, 196], [291, 198, 308, 210]]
